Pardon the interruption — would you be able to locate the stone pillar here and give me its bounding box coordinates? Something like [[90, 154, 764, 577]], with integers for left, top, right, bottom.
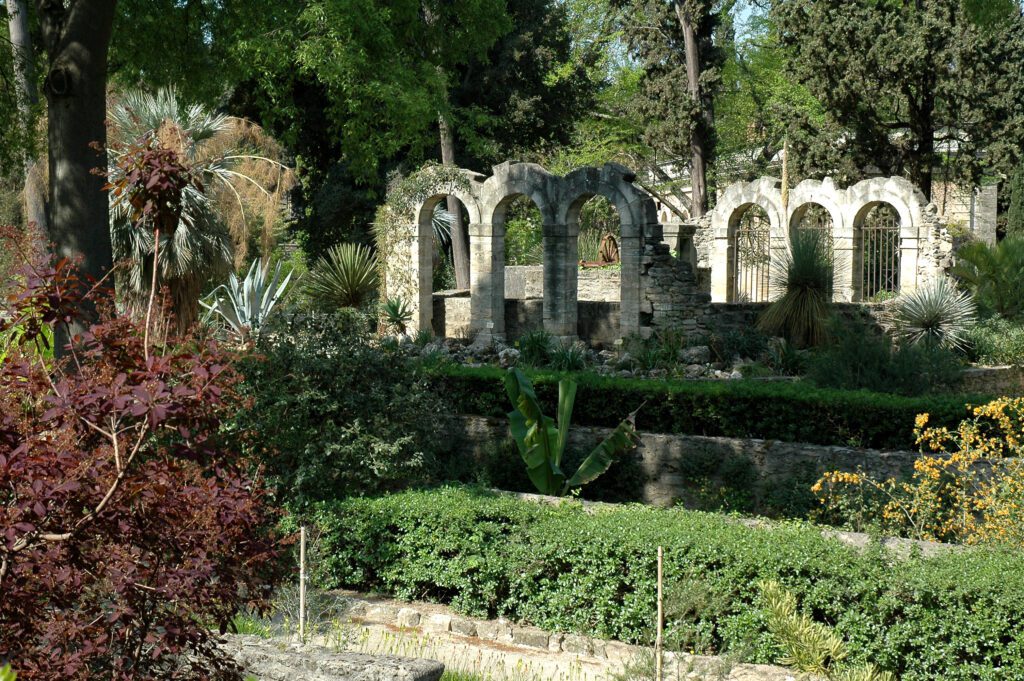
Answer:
[[832, 225, 856, 303], [542, 222, 578, 342], [710, 233, 731, 302], [620, 231, 642, 338], [899, 233, 920, 295], [469, 222, 505, 341], [412, 219, 433, 335]]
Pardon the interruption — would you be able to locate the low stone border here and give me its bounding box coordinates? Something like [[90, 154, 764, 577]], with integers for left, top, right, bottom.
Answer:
[[220, 634, 445, 681], [341, 591, 797, 681]]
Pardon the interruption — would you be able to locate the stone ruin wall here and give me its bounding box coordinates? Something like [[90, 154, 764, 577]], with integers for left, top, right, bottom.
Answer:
[[392, 163, 965, 345]]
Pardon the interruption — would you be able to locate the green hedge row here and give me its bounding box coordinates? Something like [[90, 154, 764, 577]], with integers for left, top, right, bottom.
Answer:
[[312, 487, 1024, 681], [429, 365, 986, 450]]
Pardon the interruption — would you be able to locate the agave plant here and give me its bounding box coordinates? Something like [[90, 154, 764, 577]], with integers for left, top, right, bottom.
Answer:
[[201, 260, 293, 343], [757, 228, 835, 347], [884, 278, 976, 351], [107, 87, 294, 332], [381, 296, 413, 334], [505, 368, 640, 496], [306, 243, 379, 309]]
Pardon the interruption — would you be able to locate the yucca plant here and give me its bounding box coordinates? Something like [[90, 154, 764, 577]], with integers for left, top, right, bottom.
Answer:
[[885, 278, 976, 351], [201, 259, 293, 343], [505, 368, 640, 496], [107, 87, 294, 332], [952, 236, 1024, 319], [381, 297, 413, 334], [305, 243, 379, 309], [757, 228, 835, 347]]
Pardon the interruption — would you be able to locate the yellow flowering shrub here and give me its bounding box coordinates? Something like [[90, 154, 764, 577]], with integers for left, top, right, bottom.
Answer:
[[812, 398, 1024, 546]]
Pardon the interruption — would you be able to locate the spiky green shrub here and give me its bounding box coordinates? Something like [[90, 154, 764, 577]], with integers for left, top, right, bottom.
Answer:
[[516, 330, 553, 367], [549, 341, 588, 372], [953, 236, 1024, 319], [885, 278, 976, 351], [381, 297, 413, 334], [306, 243, 379, 309], [201, 259, 293, 342], [758, 229, 835, 347]]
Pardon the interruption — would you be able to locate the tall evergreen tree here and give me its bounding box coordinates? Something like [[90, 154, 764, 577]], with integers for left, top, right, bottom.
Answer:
[[774, 0, 1024, 197]]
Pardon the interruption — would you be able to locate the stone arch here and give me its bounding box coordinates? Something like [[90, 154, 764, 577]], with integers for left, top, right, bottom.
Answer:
[[709, 178, 784, 302], [844, 177, 927, 298], [725, 203, 773, 303], [559, 164, 660, 339], [851, 201, 903, 301]]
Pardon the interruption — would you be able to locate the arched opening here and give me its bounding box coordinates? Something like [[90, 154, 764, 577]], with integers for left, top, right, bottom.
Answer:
[[728, 204, 771, 303], [418, 193, 471, 338], [855, 202, 901, 301], [790, 202, 836, 300], [575, 195, 622, 345], [494, 193, 546, 341]]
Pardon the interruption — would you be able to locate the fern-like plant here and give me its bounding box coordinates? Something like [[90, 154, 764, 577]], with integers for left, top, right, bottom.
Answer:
[[885, 277, 976, 351], [305, 243, 379, 309], [952, 236, 1024, 319], [757, 228, 835, 347], [760, 581, 894, 681]]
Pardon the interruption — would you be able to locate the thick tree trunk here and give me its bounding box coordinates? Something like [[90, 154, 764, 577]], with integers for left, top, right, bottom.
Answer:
[[38, 0, 115, 287], [439, 112, 470, 290], [674, 2, 710, 217], [6, 0, 47, 232]]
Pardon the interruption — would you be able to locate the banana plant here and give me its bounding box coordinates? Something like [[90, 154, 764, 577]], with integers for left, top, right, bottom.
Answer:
[[201, 259, 293, 343], [504, 368, 640, 496]]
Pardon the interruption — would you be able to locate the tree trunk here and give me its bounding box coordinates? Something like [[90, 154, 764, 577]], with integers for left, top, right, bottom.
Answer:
[[38, 0, 115, 289], [439, 112, 470, 289], [674, 2, 710, 217], [6, 0, 47, 232]]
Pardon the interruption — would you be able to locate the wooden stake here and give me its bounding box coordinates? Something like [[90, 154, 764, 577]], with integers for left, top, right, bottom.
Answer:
[[299, 526, 306, 641], [655, 545, 664, 681]]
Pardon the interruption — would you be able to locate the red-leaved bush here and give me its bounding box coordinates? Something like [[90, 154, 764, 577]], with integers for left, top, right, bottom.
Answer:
[[0, 235, 283, 679]]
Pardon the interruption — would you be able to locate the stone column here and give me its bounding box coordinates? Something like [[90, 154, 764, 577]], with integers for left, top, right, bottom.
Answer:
[[710, 233, 731, 303], [832, 223, 856, 303], [411, 219, 433, 335], [620, 230, 642, 339], [542, 222, 578, 342], [469, 222, 505, 342], [899, 233, 920, 295]]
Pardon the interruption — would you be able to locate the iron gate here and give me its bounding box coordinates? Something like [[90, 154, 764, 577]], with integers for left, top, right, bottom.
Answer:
[[860, 204, 901, 300], [733, 207, 771, 302]]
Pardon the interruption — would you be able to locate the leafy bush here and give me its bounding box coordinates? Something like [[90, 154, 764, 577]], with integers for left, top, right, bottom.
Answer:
[[306, 242, 379, 309], [312, 486, 1024, 680], [428, 364, 979, 449], [236, 313, 450, 507], [758, 228, 835, 347], [814, 397, 1024, 545], [1, 258, 281, 678], [952, 236, 1024, 319], [806, 317, 964, 396], [884, 278, 976, 351], [965, 316, 1024, 365]]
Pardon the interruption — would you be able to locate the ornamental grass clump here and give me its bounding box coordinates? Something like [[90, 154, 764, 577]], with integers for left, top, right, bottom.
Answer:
[[757, 228, 835, 347], [884, 277, 976, 351]]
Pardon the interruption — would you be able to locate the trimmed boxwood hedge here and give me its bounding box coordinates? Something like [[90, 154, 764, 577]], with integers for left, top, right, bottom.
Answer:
[[429, 365, 986, 450], [312, 487, 1024, 681]]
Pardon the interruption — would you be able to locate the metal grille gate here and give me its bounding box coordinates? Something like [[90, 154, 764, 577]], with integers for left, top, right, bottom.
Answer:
[[733, 207, 771, 302], [794, 203, 835, 299], [860, 204, 901, 300]]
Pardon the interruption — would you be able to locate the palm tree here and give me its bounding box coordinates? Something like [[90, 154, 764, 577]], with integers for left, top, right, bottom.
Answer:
[[107, 88, 294, 333], [952, 236, 1024, 320]]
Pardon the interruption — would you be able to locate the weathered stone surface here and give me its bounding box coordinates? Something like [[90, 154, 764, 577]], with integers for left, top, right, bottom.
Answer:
[[397, 608, 422, 628], [475, 619, 513, 642], [449, 616, 478, 637], [365, 605, 399, 624], [511, 625, 550, 649], [679, 345, 711, 364], [561, 633, 594, 656], [220, 635, 444, 681], [423, 614, 452, 633]]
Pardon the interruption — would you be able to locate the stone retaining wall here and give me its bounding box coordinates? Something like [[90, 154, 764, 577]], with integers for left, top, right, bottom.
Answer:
[[504, 265, 621, 302], [450, 415, 921, 515], [962, 366, 1024, 397], [433, 294, 621, 345]]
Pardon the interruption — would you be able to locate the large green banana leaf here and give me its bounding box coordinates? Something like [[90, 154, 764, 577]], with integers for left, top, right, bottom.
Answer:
[[505, 368, 565, 494], [504, 368, 640, 496]]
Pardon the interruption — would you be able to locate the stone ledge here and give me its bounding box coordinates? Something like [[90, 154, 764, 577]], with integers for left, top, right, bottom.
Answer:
[[219, 634, 445, 681]]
